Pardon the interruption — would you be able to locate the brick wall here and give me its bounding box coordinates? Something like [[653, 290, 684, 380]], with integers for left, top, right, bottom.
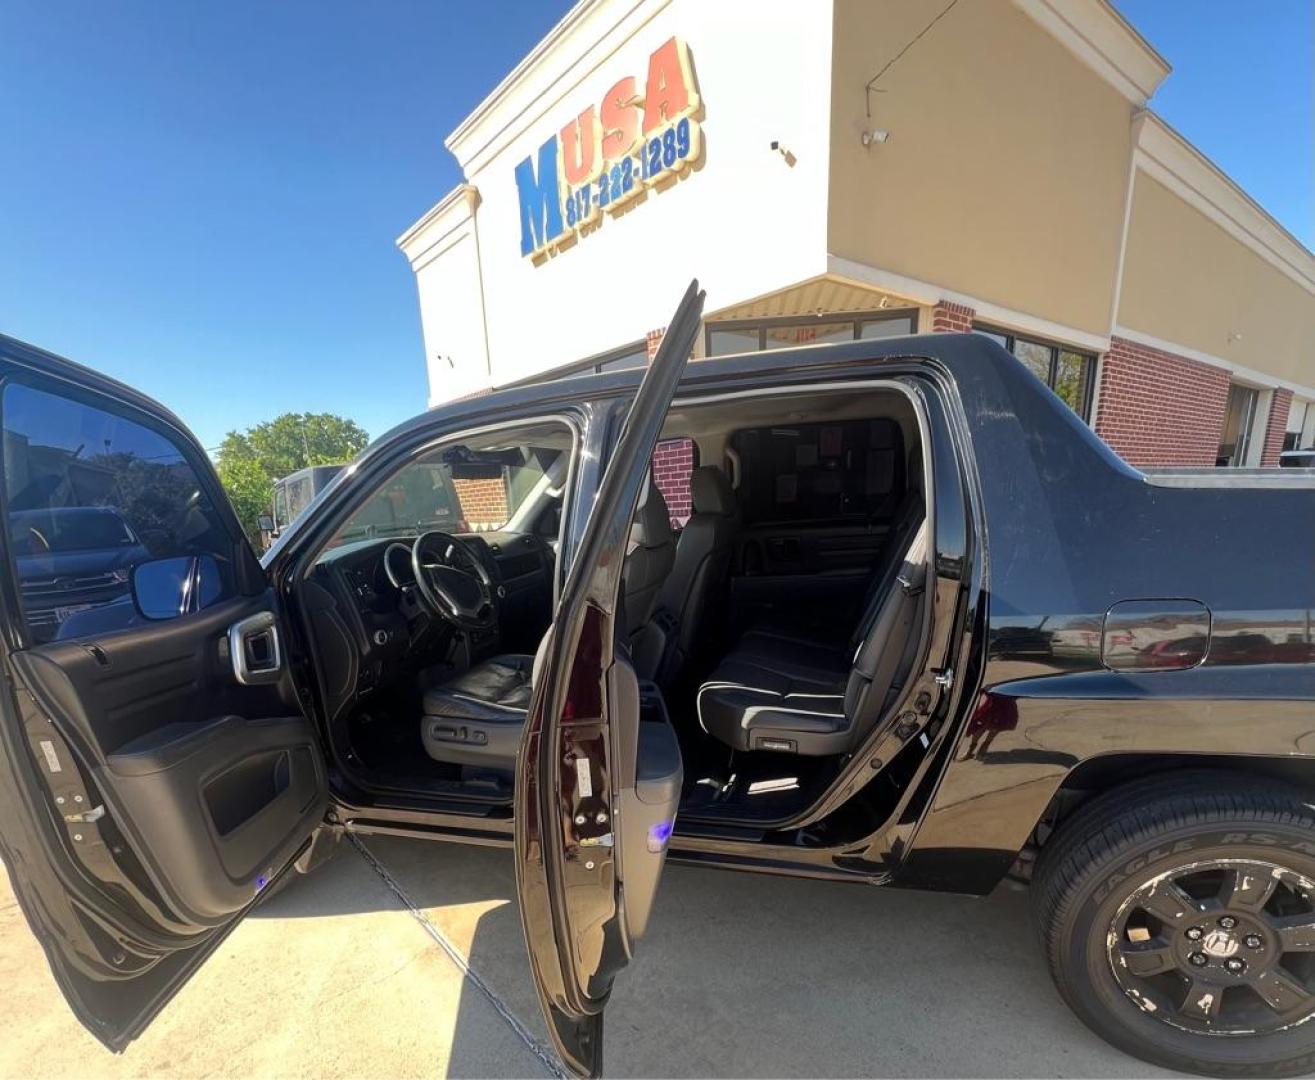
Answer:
[[646, 327, 665, 361], [932, 300, 975, 333], [450, 477, 509, 529], [1260, 387, 1294, 467], [652, 438, 694, 525], [1093, 336, 1232, 467]]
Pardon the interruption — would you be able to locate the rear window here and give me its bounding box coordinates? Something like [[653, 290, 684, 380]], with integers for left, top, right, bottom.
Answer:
[[730, 419, 906, 525]]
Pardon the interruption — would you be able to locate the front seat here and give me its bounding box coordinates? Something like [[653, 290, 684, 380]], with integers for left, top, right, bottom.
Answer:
[[621, 479, 676, 637], [419, 480, 676, 771], [420, 654, 533, 769], [633, 465, 739, 684]]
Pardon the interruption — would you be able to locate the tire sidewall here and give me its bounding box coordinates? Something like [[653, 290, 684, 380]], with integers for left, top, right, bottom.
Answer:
[[1060, 821, 1315, 1076]]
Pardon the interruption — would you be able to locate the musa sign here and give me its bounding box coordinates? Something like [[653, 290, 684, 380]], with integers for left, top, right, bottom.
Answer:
[[515, 37, 703, 259]]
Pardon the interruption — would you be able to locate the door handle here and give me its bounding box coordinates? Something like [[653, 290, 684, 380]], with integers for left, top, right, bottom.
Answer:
[[228, 611, 283, 685]]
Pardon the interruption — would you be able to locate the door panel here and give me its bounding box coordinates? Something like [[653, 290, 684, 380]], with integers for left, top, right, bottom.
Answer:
[[0, 334, 327, 1048], [515, 281, 702, 1078]]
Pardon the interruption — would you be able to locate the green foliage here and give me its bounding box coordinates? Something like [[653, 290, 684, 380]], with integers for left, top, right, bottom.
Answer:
[[216, 412, 369, 541], [217, 412, 369, 482], [216, 455, 274, 545]]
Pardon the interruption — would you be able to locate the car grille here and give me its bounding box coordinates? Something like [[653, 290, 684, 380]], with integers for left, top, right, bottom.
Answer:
[[21, 571, 125, 599]]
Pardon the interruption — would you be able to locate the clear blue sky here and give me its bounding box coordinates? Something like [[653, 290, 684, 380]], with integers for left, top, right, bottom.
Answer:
[[1, 1, 1310, 451]]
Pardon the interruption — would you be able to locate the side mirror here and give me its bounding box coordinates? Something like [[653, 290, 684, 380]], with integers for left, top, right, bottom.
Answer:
[[257, 515, 275, 533], [131, 555, 222, 620]]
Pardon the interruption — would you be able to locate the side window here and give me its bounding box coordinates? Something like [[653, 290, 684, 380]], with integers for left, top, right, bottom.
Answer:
[[651, 438, 697, 527], [1, 381, 236, 643]]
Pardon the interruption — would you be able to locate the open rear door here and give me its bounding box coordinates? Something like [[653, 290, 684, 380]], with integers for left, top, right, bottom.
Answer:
[[515, 280, 704, 1077], [0, 335, 328, 1049]]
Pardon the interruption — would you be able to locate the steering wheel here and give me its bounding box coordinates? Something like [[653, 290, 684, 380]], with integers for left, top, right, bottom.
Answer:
[[411, 531, 498, 631]]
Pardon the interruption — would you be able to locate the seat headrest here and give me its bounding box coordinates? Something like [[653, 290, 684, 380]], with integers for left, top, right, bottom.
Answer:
[[631, 479, 674, 549], [691, 466, 735, 516]]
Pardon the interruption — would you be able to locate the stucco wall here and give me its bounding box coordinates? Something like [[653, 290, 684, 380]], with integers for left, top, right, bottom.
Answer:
[[414, 0, 835, 400], [1117, 172, 1315, 387], [827, 0, 1133, 337]]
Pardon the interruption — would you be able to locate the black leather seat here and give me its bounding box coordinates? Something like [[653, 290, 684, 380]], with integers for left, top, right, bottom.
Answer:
[[420, 654, 533, 769], [697, 505, 927, 757], [419, 480, 674, 770], [633, 465, 739, 683], [622, 481, 676, 636]]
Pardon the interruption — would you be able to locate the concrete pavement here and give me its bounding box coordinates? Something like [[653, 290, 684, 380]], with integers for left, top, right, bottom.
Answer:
[[2, 836, 1177, 1078]]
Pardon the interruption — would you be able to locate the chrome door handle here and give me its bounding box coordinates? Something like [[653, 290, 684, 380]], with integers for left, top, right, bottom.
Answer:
[[228, 611, 283, 685]]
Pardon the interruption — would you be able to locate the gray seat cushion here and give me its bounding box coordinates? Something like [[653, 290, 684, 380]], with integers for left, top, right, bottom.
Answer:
[[421, 654, 533, 769]]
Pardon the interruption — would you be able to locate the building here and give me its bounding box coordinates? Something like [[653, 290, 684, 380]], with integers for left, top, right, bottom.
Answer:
[[398, 0, 1315, 523]]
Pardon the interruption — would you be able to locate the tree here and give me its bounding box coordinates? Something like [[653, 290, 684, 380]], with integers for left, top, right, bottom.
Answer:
[[216, 455, 274, 545], [216, 412, 369, 541]]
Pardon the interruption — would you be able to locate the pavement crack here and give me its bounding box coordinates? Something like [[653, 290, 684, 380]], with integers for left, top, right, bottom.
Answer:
[[348, 834, 566, 1080]]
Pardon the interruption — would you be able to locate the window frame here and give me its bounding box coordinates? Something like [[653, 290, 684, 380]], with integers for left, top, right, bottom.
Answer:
[[972, 324, 1098, 421], [704, 308, 920, 356]]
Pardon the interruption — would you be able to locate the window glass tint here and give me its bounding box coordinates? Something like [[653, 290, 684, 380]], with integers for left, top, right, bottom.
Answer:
[[707, 328, 760, 357], [730, 419, 906, 525], [1013, 339, 1052, 384], [596, 349, 647, 373], [322, 422, 570, 550], [2, 382, 234, 643], [1054, 350, 1091, 416], [763, 322, 851, 350], [975, 326, 1094, 421], [858, 315, 915, 339], [1217, 384, 1259, 467]]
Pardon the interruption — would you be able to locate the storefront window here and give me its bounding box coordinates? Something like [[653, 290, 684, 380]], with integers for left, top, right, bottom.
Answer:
[[1217, 384, 1260, 467], [708, 327, 762, 357], [705, 310, 916, 356], [974, 326, 1096, 420], [763, 322, 853, 349]]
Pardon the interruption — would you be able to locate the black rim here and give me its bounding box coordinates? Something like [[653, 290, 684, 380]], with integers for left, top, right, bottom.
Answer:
[[1108, 858, 1315, 1036]]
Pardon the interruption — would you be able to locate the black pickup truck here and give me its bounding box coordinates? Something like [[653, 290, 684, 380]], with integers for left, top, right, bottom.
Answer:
[[1, 283, 1313, 1078]]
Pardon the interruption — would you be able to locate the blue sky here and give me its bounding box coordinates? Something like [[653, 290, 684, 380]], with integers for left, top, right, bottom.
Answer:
[[1, 1, 1310, 452]]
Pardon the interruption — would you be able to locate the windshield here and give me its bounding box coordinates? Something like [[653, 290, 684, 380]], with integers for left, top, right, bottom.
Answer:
[[10, 508, 136, 555], [320, 423, 569, 554]]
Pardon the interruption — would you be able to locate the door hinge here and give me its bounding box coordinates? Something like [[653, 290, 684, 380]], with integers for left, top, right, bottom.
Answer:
[[933, 669, 954, 690]]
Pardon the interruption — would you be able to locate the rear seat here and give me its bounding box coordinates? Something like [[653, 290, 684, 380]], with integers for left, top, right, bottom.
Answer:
[[697, 504, 927, 757]]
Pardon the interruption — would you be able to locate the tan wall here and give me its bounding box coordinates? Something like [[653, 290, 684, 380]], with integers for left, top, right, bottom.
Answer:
[[828, 0, 1133, 336], [1117, 172, 1315, 386]]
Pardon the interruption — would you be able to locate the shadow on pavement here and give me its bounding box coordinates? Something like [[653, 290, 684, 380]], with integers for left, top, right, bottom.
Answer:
[[255, 836, 1180, 1079]]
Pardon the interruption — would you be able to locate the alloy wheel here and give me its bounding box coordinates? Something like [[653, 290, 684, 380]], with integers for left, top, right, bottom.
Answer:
[[1108, 858, 1315, 1035]]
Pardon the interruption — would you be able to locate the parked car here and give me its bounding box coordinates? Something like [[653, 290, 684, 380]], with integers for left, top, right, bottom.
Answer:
[[1, 283, 1313, 1079], [7, 505, 150, 643], [268, 464, 344, 542]]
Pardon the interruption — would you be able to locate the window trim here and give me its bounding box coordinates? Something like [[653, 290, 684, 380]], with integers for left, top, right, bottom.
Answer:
[[704, 308, 920, 355], [972, 324, 1098, 421]]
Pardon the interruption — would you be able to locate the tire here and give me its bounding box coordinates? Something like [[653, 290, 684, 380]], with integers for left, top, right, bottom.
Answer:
[[1032, 771, 1315, 1078]]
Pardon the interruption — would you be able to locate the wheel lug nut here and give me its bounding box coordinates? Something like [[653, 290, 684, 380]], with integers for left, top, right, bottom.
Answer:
[[1189, 951, 1209, 967], [1185, 926, 1204, 941], [1244, 934, 1263, 949], [1225, 957, 1246, 974], [1219, 915, 1238, 930]]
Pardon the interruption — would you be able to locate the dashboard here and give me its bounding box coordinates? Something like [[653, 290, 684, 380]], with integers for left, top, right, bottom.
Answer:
[[306, 530, 555, 722]]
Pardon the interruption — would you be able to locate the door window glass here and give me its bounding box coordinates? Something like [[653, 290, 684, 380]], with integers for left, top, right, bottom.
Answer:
[[2, 382, 234, 643]]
